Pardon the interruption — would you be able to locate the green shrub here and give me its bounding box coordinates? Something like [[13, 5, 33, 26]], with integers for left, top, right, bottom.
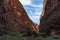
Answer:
[[25, 28, 38, 37], [0, 36, 24, 40], [33, 36, 60, 40], [0, 30, 59, 40], [25, 28, 33, 36], [32, 32, 60, 40], [0, 32, 24, 40], [38, 33, 47, 37]]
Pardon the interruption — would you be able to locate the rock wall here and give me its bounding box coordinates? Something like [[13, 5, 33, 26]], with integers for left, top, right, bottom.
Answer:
[[39, 0, 60, 35], [0, 0, 9, 36], [0, 0, 39, 35]]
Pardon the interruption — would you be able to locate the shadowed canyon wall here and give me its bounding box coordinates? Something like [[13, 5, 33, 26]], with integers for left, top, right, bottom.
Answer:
[[0, 0, 39, 35], [39, 0, 60, 35]]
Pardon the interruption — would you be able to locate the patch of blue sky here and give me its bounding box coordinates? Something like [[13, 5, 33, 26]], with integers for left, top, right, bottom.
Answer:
[[19, 0, 43, 25], [23, 5, 42, 13], [30, 16, 40, 25], [31, 0, 43, 5]]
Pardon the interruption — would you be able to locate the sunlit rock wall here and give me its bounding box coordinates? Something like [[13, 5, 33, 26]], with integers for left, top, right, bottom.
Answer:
[[0, 0, 39, 35]]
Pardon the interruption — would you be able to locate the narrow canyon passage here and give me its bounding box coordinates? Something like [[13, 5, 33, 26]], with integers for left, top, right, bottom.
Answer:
[[20, 0, 43, 25]]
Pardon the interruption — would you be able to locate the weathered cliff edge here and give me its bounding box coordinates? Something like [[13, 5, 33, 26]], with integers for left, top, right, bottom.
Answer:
[[0, 0, 39, 36], [39, 0, 60, 36]]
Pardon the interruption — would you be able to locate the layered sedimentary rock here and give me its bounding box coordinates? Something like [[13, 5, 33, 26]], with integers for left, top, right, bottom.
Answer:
[[39, 0, 60, 35], [0, 0, 39, 35]]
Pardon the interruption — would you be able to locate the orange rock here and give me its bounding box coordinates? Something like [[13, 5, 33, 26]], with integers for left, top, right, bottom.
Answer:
[[0, 0, 39, 34]]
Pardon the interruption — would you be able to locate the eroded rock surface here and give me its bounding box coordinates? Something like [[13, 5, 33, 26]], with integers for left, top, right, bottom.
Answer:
[[39, 0, 60, 35], [0, 0, 39, 36]]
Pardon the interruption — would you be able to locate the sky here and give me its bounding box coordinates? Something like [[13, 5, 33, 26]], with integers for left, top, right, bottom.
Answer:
[[19, 0, 43, 25]]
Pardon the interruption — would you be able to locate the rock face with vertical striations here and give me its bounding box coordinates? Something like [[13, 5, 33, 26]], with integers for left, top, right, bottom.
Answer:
[[39, 0, 60, 35], [0, 0, 39, 36]]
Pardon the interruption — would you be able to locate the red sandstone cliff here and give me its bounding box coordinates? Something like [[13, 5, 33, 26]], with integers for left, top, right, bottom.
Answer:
[[0, 0, 39, 35], [39, 0, 60, 35]]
